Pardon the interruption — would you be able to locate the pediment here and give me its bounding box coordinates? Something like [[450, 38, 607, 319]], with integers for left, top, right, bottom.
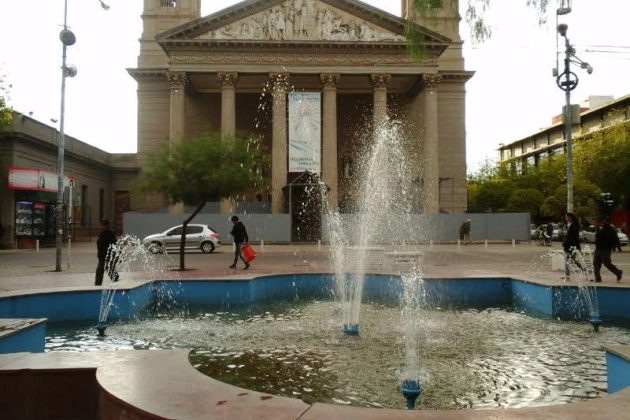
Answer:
[[159, 0, 450, 46]]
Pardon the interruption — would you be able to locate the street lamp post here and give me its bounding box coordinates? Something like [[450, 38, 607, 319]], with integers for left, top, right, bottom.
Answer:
[[55, 0, 109, 272], [555, 20, 592, 215]]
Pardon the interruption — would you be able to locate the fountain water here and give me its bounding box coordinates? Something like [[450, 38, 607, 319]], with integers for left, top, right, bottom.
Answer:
[[97, 235, 173, 336], [399, 265, 426, 408], [320, 119, 426, 407], [564, 246, 602, 331], [323, 120, 416, 336]]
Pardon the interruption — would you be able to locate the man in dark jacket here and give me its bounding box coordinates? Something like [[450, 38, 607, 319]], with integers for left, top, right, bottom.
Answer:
[[562, 212, 583, 280], [593, 218, 623, 282], [95, 219, 117, 286], [229, 215, 250, 270]]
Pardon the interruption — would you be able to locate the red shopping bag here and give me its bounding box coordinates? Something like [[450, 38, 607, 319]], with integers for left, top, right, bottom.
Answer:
[[241, 243, 257, 262]]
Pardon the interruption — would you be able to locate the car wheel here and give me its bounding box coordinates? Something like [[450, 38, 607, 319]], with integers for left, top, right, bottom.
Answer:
[[201, 241, 215, 254], [148, 242, 164, 254]]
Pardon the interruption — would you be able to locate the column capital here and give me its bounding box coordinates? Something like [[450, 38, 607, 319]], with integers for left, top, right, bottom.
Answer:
[[422, 74, 442, 90], [166, 71, 189, 91], [217, 72, 239, 89], [269, 72, 290, 92], [370, 73, 391, 88], [320, 73, 341, 88]]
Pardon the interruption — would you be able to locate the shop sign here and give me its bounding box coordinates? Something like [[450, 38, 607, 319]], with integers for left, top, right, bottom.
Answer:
[[8, 167, 75, 192]]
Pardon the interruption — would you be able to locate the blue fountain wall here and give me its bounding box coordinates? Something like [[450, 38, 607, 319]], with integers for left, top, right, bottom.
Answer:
[[2, 276, 630, 324], [607, 352, 630, 393], [0, 321, 46, 354], [2, 275, 630, 355], [0, 286, 154, 323]]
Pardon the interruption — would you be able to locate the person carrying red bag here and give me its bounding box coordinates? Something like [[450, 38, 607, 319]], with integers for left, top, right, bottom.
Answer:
[[229, 215, 250, 270]]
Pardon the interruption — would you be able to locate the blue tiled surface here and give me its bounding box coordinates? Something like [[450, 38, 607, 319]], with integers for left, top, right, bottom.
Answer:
[[2, 275, 630, 355], [607, 352, 630, 393], [0, 321, 46, 353]]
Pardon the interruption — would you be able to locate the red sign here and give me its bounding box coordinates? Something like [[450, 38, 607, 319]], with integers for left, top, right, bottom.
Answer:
[[8, 167, 75, 192]]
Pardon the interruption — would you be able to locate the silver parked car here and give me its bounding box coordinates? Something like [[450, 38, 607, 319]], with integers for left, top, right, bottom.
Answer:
[[580, 225, 628, 246], [143, 224, 221, 254]]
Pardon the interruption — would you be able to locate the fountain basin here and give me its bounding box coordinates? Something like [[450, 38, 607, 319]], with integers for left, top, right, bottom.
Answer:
[[2, 348, 630, 419], [2, 275, 630, 416]]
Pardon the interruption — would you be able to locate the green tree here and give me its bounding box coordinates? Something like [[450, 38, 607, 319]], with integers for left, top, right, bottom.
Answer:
[[0, 73, 12, 131], [470, 178, 515, 212], [467, 158, 498, 183], [541, 178, 601, 220], [136, 131, 268, 270], [574, 122, 630, 203], [506, 188, 545, 218]]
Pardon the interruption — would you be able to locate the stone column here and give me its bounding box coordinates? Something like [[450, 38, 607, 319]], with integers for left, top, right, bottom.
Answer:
[[218, 72, 239, 214], [166, 71, 188, 214], [218, 72, 238, 137], [320, 73, 340, 212], [422, 74, 441, 214], [166, 71, 188, 143], [370, 73, 390, 129], [270, 73, 289, 214]]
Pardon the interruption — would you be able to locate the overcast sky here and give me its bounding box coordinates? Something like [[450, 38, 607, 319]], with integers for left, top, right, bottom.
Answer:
[[1, 0, 629, 173]]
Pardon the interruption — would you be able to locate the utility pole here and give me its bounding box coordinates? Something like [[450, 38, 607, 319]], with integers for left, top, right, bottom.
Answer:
[[554, 3, 592, 214], [55, 0, 110, 271]]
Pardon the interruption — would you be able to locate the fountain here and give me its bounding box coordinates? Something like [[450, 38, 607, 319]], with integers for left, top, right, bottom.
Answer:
[[564, 246, 602, 331], [401, 379, 422, 410], [96, 235, 173, 336], [323, 120, 416, 338], [319, 119, 426, 407]]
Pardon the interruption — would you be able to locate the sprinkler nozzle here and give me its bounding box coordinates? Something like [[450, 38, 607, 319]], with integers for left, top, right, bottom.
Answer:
[[343, 323, 359, 336], [401, 379, 422, 410], [96, 323, 107, 337], [588, 315, 602, 332]]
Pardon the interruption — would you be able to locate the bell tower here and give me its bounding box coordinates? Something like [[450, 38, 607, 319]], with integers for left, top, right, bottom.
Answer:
[[401, 0, 463, 71], [139, 0, 201, 67], [402, 0, 461, 40]]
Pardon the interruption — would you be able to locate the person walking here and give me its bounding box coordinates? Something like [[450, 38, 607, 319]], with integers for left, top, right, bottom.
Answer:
[[459, 219, 471, 244], [593, 218, 623, 282], [545, 222, 554, 246], [229, 215, 250, 270], [95, 219, 117, 286], [562, 212, 584, 280]]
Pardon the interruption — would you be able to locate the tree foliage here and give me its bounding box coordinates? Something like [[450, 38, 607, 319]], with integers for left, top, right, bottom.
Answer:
[[136, 131, 268, 270], [540, 179, 601, 220], [574, 122, 630, 202], [468, 136, 616, 220], [469, 178, 514, 212], [0, 73, 12, 131], [411, 0, 555, 44], [506, 188, 545, 218]]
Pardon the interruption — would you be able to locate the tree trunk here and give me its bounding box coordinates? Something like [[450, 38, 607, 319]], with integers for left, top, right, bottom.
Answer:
[[179, 201, 206, 271]]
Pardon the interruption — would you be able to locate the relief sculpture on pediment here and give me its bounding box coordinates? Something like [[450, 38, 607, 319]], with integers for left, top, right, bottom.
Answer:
[[201, 0, 404, 42]]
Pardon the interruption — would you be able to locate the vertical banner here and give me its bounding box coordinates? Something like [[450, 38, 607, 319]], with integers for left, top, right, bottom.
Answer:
[[288, 92, 321, 173]]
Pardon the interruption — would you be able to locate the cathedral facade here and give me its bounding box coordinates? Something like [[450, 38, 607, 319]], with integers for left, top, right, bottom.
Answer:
[[129, 0, 472, 215]]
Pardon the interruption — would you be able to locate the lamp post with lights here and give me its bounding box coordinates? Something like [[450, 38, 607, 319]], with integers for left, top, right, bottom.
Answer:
[[55, 0, 109, 272], [554, 3, 592, 214]]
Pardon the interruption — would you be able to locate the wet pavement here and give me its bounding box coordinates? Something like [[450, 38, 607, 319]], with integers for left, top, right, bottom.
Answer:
[[1, 241, 630, 293]]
